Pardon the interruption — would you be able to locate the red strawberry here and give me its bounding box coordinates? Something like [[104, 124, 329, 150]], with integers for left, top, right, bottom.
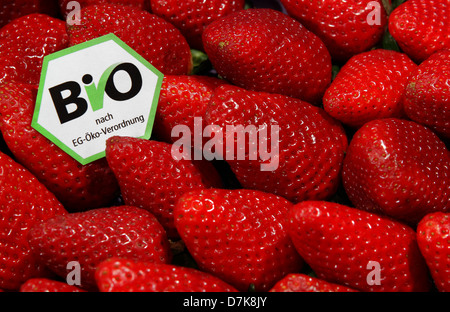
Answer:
[[0, 0, 59, 28], [288, 201, 431, 292], [269, 273, 358, 292], [67, 4, 192, 75], [0, 13, 69, 86], [323, 49, 417, 128], [96, 257, 238, 292], [0, 151, 67, 290], [403, 49, 450, 140], [389, 0, 450, 63], [174, 188, 303, 292], [417, 212, 450, 292], [27, 206, 172, 290], [154, 74, 228, 145], [280, 0, 388, 63], [202, 8, 331, 104], [59, 0, 150, 18], [205, 85, 348, 203], [105, 136, 222, 239], [20, 278, 86, 292], [0, 83, 119, 211], [342, 118, 450, 224], [149, 0, 245, 50]]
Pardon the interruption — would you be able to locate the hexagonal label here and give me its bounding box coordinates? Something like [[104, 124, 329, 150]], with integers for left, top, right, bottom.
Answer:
[[32, 34, 163, 165]]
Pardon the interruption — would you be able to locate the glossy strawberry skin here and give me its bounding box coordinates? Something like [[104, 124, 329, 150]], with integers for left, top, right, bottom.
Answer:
[[20, 278, 86, 292], [269, 274, 358, 292], [0, 0, 59, 28], [324, 49, 417, 128], [202, 8, 331, 105], [0, 13, 69, 86], [205, 85, 348, 204], [288, 201, 431, 292], [389, 0, 450, 63], [404, 49, 450, 139], [96, 258, 238, 292], [342, 118, 450, 224], [105, 136, 222, 239], [174, 188, 303, 292], [0, 83, 119, 211], [27, 206, 172, 290], [154, 75, 228, 145], [280, 0, 388, 63], [58, 0, 149, 17], [150, 0, 245, 50], [0, 151, 67, 291], [67, 4, 192, 75], [417, 212, 450, 292]]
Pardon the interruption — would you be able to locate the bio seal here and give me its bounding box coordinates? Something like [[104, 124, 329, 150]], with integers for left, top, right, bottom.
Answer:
[[32, 33, 163, 165]]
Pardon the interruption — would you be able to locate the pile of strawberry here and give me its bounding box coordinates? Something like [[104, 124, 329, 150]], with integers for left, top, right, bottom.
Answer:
[[0, 0, 449, 293]]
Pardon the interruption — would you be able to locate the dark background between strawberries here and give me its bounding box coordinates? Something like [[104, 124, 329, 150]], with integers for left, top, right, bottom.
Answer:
[[0, 0, 448, 295]]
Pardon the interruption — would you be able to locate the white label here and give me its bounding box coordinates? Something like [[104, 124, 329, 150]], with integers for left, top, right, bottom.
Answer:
[[32, 34, 163, 165]]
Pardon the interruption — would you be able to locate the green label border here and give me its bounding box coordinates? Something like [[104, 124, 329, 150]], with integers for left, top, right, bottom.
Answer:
[[32, 33, 163, 165]]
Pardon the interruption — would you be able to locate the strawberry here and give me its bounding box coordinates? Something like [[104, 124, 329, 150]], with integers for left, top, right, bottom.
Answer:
[[27, 205, 172, 290], [0, 13, 69, 86], [416, 212, 450, 292], [288, 201, 431, 292], [204, 85, 348, 203], [0, 0, 59, 28], [389, 0, 450, 63], [153, 74, 228, 145], [20, 278, 86, 292], [342, 118, 450, 224], [280, 0, 388, 63], [59, 0, 150, 18], [0, 83, 119, 211], [269, 273, 358, 292], [0, 151, 67, 290], [67, 4, 192, 75], [323, 49, 417, 128], [95, 257, 238, 292], [149, 0, 245, 51], [403, 49, 450, 140], [174, 188, 303, 292], [105, 136, 222, 239], [202, 8, 331, 105]]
